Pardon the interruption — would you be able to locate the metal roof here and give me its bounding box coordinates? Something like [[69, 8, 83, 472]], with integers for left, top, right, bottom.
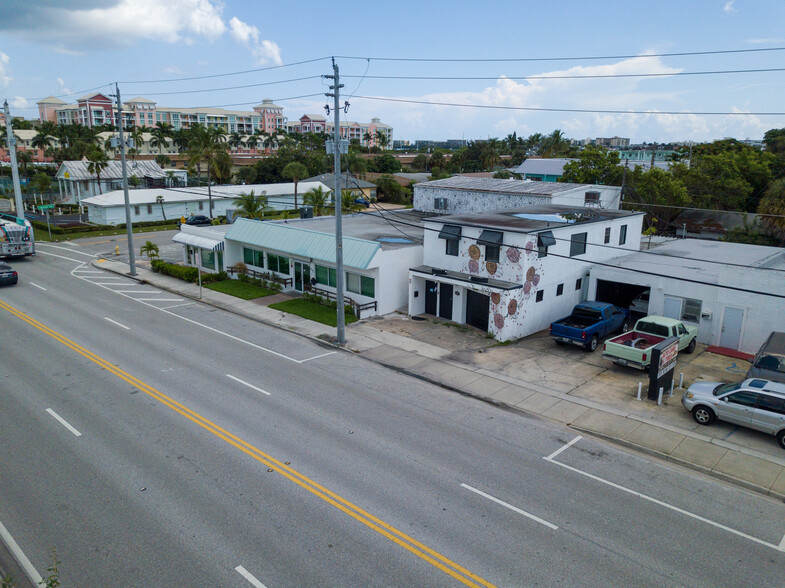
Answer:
[[514, 158, 575, 176], [303, 173, 376, 190], [417, 176, 591, 195], [225, 218, 381, 269], [56, 160, 167, 181]]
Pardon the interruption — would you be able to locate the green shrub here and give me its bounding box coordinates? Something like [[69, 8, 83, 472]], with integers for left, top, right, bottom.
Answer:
[[150, 259, 199, 282]]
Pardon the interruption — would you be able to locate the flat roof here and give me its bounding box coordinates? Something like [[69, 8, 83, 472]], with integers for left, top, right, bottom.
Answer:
[[425, 205, 642, 234], [416, 176, 610, 195]]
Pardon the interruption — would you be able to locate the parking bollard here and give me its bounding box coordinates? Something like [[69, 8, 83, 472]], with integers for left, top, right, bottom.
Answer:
[[679, 373, 684, 388], [670, 380, 674, 397], [637, 382, 642, 401], [657, 387, 664, 406]]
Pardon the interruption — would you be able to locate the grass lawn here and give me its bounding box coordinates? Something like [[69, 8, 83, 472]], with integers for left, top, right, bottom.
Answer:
[[204, 279, 277, 300], [33, 223, 181, 242], [269, 298, 358, 327]]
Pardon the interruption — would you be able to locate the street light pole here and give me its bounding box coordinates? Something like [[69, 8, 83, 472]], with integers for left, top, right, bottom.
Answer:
[[113, 83, 137, 276], [3, 101, 25, 219]]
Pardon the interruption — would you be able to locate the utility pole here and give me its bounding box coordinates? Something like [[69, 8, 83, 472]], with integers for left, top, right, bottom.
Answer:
[[3, 101, 25, 219], [112, 83, 137, 276], [325, 58, 346, 345]]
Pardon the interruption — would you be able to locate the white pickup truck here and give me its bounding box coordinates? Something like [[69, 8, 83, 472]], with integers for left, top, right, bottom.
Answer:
[[602, 316, 698, 370]]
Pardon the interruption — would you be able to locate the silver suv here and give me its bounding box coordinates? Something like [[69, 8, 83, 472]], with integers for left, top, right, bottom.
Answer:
[[682, 378, 785, 450]]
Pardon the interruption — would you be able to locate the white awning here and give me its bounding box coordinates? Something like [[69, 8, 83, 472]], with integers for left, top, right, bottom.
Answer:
[[173, 232, 225, 251]]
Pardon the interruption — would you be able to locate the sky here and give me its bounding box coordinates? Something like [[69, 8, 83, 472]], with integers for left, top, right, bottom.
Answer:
[[1, 0, 784, 144]]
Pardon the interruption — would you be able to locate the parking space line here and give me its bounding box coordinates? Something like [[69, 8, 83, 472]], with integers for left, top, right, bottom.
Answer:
[[160, 302, 194, 310], [300, 350, 337, 363], [30, 282, 47, 291], [545, 435, 582, 461], [227, 374, 271, 396], [461, 483, 558, 530], [544, 438, 784, 552], [0, 519, 44, 585], [113, 289, 162, 294], [135, 298, 184, 302], [235, 565, 267, 587], [46, 408, 82, 437], [104, 317, 130, 330]]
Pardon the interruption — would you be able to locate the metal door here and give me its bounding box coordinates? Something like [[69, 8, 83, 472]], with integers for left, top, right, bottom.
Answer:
[[663, 296, 682, 320], [425, 280, 438, 315], [465, 290, 490, 331], [720, 307, 743, 349], [439, 283, 453, 320], [293, 261, 309, 292]]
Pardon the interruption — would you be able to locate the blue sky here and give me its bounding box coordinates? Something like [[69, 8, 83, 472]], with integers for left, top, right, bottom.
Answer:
[[1, 0, 784, 144]]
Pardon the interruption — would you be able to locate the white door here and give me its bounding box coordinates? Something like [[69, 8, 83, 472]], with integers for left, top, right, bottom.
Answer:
[[720, 307, 744, 349], [663, 296, 682, 320]]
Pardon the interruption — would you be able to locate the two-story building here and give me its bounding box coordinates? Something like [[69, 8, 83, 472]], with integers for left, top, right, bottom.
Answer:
[[408, 205, 644, 341], [413, 177, 622, 215]]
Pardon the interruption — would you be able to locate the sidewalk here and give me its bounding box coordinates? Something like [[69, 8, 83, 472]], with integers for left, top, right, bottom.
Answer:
[[95, 258, 785, 500]]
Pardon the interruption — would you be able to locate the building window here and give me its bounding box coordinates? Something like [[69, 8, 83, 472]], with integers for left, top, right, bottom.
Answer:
[[198, 202, 204, 211], [604, 227, 611, 244], [201, 249, 215, 269], [446, 239, 459, 256], [536, 290, 544, 302], [619, 225, 628, 245], [569, 232, 588, 257], [134, 205, 140, 215], [584, 191, 600, 205], [243, 248, 264, 268], [267, 253, 289, 274], [682, 298, 702, 323], [147, 204, 153, 214], [575, 278, 582, 291], [537, 231, 555, 258], [315, 265, 337, 287], [556, 284, 564, 296], [478, 230, 503, 263], [346, 272, 375, 297]]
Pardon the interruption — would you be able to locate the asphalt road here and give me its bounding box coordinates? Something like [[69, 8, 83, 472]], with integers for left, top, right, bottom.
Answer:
[[1, 244, 784, 587]]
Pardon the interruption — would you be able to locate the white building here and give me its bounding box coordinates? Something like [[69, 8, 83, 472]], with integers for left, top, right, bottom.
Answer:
[[81, 181, 330, 225], [408, 205, 645, 341], [56, 160, 168, 204], [589, 239, 785, 354], [413, 176, 622, 215], [178, 211, 428, 317]]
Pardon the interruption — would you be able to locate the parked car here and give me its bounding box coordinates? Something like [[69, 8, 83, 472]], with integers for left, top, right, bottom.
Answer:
[[682, 378, 785, 450], [629, 291, 650, 315], [549, 301, 629, 351], [178, 215, 212, 228], [602, 316, 698, 370], [746, 332, 785, 384], [0, 261, 18, 285], [354, 197, 370, 208]]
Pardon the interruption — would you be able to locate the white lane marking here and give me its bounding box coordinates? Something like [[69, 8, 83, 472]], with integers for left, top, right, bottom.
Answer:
[[0, 519, 44, 584], [45, 408, 82, 437], [300, 350, 337, 362], [160, 302, 194, 310], [235, 565, 267, 588], [104, 317, 130, 330], [113, 289, 162, 294], [461, 483, 558, 530], [227, 374, 271, 396], [36, 250, 93, 263], [544, 449, 784, 552], [70, 264, 316, 364], [29, 282, 47, 291], [36, 244, 97, 257], [545, 435, 583, 461]]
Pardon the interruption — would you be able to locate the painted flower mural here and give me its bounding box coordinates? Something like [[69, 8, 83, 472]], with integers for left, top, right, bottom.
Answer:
[[468, 244, 481, 260], [491, 292, 501, 305], [494, 313, 504, 329], [468, 259, 479, 273], [506, 246, 521, 263], [508, 299, 517, 315], [486, 261, 497, 275]]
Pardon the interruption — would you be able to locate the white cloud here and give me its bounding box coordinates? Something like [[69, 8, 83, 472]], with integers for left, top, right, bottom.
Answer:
[[724, 0, 736, 13], [57, 77, 72, 95], [162, 66, 186, 75], [12, 96, 30, 109], [0, 51, 12, 87], [229, 17, 282, 65]]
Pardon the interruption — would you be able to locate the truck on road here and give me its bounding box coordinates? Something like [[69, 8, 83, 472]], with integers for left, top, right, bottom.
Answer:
[[602, 316, 698, 370], [0, 213, 35, 258], [549, 301, 630, 352]]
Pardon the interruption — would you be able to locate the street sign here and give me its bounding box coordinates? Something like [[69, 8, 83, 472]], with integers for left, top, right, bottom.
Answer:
[[37, 204, 55, 210]]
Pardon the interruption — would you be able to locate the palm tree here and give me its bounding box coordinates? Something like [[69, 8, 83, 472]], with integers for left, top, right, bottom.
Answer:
[[140, 240, 160, 260], [363, 131, 374, 153], [150, 127, 169, 154], [481, 144, 502, 171], [187, 124, 228, 217], [16, 150, 33, 181], [303, 185, 329, 216], [86, 147, 109, 194], [235, 190, 270, 219], [31, 132, 54, 158], [228, 131, 244, 152], [129, 127, 144, 160], [245, 133, 260, 153], [281, 161, 309, 210], [375, 129, 389, 150], [155, 195, 167, 221], [541, 129, 571, 158]]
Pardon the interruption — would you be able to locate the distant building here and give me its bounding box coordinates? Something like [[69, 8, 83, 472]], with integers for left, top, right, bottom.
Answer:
[[55, 160, 168, 204], [513, 158, 575, 182]]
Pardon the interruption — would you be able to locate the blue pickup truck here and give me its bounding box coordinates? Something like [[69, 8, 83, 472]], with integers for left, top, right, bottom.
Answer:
[[549, 301, 630, 351]]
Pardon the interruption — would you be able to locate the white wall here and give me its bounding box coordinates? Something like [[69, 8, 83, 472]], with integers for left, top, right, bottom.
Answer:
[[375, 246, 424, 314]]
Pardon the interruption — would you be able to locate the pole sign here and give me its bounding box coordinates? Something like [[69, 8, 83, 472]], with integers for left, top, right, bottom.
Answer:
[[37, 204, 55, 210], [648, 336, 679, 400]]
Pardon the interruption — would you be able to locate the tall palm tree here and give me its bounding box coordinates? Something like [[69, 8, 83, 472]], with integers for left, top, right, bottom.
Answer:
[[187, 124, 228, 217], [541, 129, 571, 158], [245, 133, 260, 153], [228, 131, 244, 152], [155, 195, 167, 221], [86, 147, 109, 194], [150, 127, 169, 154], [234, 190, 270, 219], [31, 132, 54, 157], [281, 161, 308, 210], [303, 185, 329, 216], [130, 127, 145, 158], [16, 150, 33, 180], [363, 131, 374, 153], [375, 129, 389, 150]]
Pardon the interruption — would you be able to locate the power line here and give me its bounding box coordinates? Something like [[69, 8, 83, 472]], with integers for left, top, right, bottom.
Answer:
[[352, 95, 785, 116], [334, 46, 785, 63], [137, 76, 324, 97], [119, 57, 330, 85], [343, 67, 785, 81]]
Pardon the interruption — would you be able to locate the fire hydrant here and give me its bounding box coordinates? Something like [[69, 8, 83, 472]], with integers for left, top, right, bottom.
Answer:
[[114, 245, 120, 256]]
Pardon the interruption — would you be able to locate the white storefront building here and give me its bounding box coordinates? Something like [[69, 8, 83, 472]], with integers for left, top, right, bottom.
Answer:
[[409, 205, 644, 341], [589, 238, 785, 354]]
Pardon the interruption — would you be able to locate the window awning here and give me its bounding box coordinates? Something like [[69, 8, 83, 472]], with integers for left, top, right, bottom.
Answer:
[[173, 232, 225, 251], [477, 230, 503, 246], [537, 230, 556, 247], [438, 224, 462, 240]]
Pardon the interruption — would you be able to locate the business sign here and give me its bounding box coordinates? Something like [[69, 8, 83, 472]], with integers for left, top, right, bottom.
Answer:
[[648, 336, 679, 400], [657, 339, 679, 379], [37, 204, 55, 210]]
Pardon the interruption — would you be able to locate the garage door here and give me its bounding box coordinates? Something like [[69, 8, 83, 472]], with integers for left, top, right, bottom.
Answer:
[[466, 290, 490, 331]]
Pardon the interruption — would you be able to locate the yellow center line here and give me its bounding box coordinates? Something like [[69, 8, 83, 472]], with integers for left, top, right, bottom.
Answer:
[[0, 300, 495, 588]]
